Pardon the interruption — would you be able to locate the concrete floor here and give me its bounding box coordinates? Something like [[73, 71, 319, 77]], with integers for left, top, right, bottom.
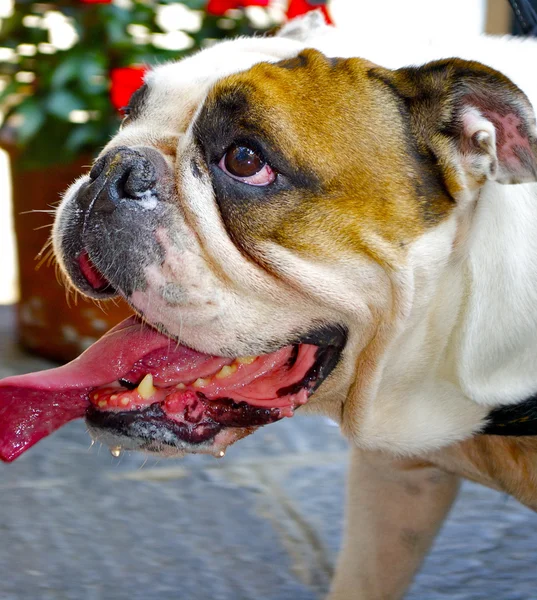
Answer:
[[0, 305, 536, 600]]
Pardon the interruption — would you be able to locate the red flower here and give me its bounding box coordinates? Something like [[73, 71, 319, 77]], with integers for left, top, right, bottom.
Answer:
[[286, 0, 333, 24], [206, 0, 270, 16], [110, 66, 147, 112]]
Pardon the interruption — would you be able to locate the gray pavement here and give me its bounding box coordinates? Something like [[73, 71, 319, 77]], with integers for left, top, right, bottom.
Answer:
[[0, 305, 536, 600]]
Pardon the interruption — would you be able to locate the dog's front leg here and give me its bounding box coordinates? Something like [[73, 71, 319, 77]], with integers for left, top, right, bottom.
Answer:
[[328, 447, 460, 600]]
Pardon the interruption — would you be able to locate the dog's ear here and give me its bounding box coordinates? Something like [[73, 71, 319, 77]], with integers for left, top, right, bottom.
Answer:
[[276, 10, 331, 42], [377, 59, 537, 199]]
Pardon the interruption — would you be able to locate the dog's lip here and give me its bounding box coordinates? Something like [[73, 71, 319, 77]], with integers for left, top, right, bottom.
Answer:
[[77, 250, 116, 294], [0, 318, 345, 462]]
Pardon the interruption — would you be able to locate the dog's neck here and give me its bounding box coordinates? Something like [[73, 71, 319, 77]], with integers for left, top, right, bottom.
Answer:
[[356, 181, 537, 453]]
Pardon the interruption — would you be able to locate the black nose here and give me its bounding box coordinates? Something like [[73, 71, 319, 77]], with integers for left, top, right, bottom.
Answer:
[[77, 147, 157, 213]]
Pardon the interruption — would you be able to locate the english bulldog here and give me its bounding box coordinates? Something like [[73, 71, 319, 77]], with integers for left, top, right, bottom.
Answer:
[[2, 12, 537, 600]]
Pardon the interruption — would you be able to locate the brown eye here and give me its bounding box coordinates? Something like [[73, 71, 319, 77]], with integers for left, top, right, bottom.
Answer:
[[224, 145, 264, 178], [219, 144, 276, 186]]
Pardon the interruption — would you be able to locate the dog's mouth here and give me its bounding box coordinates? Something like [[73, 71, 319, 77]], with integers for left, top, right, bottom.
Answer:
[[0, 316, 345, 462], [85, 320, 344, 457]]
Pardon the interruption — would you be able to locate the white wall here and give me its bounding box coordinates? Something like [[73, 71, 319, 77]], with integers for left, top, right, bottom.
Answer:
[[331, 0, 487, 39]]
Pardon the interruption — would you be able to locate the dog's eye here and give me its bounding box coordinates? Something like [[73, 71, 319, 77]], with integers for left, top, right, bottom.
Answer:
[[219, 144, 276, 186]]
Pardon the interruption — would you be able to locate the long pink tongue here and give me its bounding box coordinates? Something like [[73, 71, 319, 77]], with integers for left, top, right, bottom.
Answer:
[[0, 317, 171, 462]]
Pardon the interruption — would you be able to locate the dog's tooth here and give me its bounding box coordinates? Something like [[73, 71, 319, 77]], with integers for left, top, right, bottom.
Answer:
[[137, 374, 156, 400], [176, 382, 186, 390], [193, 378, 210, 388], [110, 446, 122, 458], [215, 364, 238, 379], [236, 356, 257, 365], [120, 397, 130, 407], [98, 399, 107, 408]]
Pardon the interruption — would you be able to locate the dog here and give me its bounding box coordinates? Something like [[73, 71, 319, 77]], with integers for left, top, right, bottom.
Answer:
[[2, 11, 537, 599]]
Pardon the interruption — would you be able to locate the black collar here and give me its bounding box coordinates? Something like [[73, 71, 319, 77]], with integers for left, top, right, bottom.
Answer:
[[483, 395, 537, 436], [508, 0, 537, 36]]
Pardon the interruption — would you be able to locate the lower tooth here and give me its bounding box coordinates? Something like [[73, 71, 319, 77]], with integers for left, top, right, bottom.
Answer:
[[193, 378, 210, 388], [110, 446, 122, 458], [98, 400, 107, 408]]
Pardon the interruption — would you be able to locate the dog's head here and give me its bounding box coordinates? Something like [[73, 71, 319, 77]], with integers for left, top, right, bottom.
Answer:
[[3, 15, 537, 462]]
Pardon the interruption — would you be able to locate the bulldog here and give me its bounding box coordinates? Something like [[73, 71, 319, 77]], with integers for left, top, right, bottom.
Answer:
[[2, 11, 537, 599]]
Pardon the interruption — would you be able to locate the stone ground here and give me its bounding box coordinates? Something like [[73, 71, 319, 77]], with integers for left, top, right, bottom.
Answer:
[[0, 305, 536, 600]]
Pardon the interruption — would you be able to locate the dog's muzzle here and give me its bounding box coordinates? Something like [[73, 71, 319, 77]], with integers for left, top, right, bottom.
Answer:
[[55, 145, 176, 300]]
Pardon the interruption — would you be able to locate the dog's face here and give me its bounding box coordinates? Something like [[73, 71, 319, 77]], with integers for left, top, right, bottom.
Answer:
[[52, 20, 537, 457]]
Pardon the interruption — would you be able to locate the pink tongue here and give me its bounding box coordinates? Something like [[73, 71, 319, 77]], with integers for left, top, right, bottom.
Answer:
[[0, 317, 185, 462]]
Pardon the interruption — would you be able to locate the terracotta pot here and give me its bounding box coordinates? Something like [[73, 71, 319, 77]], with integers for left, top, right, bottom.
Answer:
[[9, 153, 132, 363]]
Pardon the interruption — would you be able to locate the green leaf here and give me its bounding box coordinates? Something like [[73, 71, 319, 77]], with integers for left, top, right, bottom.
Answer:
[[14, 98, 45, 144], [65, 122, 100, 153], [51, 55, 81, 89], [167, 0, 206, 7], [78, 55, 107, 94], [0, 80, 19, 104], [105, 18, 129, 46], [46, 90, 85, 120]]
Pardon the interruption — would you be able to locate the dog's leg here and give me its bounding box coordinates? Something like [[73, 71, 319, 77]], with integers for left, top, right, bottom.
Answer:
[[328, 447, 460, 600]]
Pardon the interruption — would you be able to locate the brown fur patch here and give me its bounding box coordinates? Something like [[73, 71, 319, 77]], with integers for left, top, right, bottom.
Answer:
[[431, 436, 537, 510], [197, 49, 456, 273]]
